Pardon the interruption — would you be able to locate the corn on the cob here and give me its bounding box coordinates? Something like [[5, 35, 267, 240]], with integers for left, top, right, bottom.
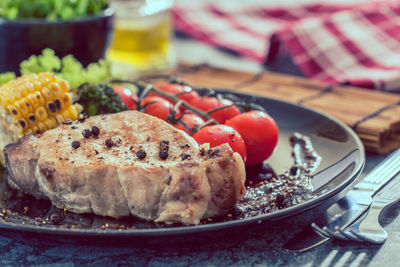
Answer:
[[0, 72, 82, 163]]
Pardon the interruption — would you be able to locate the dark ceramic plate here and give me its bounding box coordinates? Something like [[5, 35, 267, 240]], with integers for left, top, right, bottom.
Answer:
[[0, 92, 364, 239]]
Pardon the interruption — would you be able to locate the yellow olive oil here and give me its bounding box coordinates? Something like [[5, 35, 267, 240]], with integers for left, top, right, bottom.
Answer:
[[107, 11, 173, 72]]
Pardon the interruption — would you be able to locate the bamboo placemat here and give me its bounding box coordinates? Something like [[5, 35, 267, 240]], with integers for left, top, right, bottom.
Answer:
[[166, 64, 400, 154]]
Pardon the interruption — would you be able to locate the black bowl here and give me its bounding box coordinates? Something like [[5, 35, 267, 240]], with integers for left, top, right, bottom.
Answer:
[[0, 8, 114, 74]]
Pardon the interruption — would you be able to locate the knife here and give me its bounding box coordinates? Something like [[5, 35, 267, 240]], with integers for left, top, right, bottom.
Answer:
[[283, 147, 400, 252]]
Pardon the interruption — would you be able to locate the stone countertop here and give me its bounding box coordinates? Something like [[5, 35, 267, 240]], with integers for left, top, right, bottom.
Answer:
[[1, 38, 399, 267]]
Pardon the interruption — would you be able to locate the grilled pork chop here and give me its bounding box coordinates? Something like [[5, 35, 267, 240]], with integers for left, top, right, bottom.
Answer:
[[4, 111, 245, 225]]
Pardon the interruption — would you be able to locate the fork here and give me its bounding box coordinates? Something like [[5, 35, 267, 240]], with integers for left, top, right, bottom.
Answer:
[[312, 152, 400, 244]]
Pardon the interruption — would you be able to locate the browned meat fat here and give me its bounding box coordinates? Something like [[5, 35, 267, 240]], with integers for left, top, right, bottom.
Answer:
[[4, 111, 246, 225]]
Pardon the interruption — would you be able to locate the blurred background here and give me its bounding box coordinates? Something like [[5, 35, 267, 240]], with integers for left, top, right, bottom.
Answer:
[[1, 0, 400, 91], [111, 0, 400, 92]]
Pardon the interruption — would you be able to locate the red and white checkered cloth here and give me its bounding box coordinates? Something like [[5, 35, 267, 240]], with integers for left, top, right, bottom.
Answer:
[[173, 0, 400, 91]]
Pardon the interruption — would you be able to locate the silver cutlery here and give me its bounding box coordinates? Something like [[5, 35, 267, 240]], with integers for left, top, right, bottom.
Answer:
[[311, 148, 400, 244], [312, 172, 400, 244], [284, 148, 400, 251]]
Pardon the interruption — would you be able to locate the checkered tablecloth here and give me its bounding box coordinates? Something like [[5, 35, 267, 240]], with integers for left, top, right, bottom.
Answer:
[[174, 0, 400, 91]]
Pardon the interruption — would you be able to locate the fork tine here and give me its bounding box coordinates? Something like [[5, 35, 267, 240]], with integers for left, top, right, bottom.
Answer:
[[311, 223, 331, 239], [336, 227, 362, 241], [348, 229, 387, 244], [322, 226, 349, 240]]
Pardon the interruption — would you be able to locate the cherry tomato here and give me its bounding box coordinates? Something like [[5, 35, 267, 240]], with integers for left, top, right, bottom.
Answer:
[[173, 113, 205, 136], [113, 85, 138, 109], [149, 83, 200, 104], [142, 96, 180, 121], [225, 111, 278, 166], [190, 96, 241, 124], [193, 125, 247, 161]]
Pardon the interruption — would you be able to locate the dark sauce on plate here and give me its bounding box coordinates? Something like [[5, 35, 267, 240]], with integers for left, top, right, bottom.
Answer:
[[235, 132, 321, 218], [0, 133, 321, 230]]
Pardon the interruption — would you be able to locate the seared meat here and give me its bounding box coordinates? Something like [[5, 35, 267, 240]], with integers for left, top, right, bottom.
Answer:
[[4, 111, 245, 225]]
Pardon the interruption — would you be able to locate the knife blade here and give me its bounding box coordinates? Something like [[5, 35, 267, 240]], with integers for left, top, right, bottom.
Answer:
[[283, 147, 400, 252]]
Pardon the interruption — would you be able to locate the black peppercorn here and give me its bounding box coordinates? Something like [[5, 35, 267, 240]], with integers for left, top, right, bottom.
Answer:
[[290, 166, 299, 176], [82, 129, 92, 138], [159, 140, 170, 152], [105, 138, 114, 148], [71, 140, 80, 149], [276, 194, 285, 208], [91, 126, 100, 137], [136, 149, 147, 159], [161, 139, 169, 145], [159, 150, 169, 160], [180, 153, 191, 161]]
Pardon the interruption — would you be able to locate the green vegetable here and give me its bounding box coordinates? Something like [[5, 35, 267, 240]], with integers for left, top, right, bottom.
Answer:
[[0, 0, 108, 21], [16, 48, 116, 88], [0, 72, 16, 84], [76, 83, 127, 117]]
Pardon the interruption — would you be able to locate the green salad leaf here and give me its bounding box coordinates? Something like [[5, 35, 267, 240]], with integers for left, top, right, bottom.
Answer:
[[0, 72, 16, 84], [15, 48, 117, 88], [0, 0, 108, 21]]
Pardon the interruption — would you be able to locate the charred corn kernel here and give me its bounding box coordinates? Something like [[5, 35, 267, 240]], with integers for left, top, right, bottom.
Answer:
[[15, 100, 29, 117], [24, 100, 33, 113], [35, 106, 48, 121], [17, 119, 28, 130], [54, 98, 62, 111], [0, 72, 82, 163], [62, 93, 72, 107], [43, 117, 57, 129], [7, 104, 21, 120], [27, 113, 37, 125], [26, 93, 39, 109], [47, 101, 57, 114], [33, 91, 45, 106]]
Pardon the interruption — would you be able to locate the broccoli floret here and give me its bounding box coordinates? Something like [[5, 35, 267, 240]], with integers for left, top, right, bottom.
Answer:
[[76, 83, 127, 117]]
